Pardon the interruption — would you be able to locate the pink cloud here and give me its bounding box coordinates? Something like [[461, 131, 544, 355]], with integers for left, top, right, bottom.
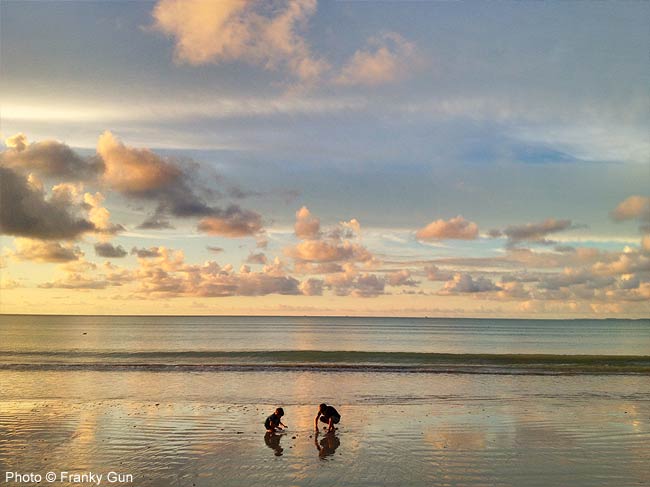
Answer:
[[151, 0, 328, 82], [416, 215, 479, 241]]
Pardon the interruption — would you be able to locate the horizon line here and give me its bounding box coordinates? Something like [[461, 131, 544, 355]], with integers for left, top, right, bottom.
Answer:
[[0, 313, 647, 321]]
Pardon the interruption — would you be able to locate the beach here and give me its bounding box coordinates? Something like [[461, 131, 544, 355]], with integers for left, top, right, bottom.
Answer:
[[1, 316, 649, 486], [2, 370, 649, 487]]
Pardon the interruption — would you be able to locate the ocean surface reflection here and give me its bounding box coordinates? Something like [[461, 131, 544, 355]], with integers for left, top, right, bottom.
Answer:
[[1, 370, 649, 486], [315, 431, 340, 459]]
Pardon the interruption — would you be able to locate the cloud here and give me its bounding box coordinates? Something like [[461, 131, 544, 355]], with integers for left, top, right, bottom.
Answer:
[[294, 261, 343, 274], [11, 238, 83, 263], [591, 250, 650, 277], [340, 218, 361, 236], [421, 241, 649, 306], [133, 247, 301, 297], [246, 252, 268, 265], [351, 273, 385, 298], [496, 281, 531, 300], [151, 0, 328, 82], [5, 133, 28, 151], [130, 247, 163, 258], [425, 265, 453, 281], [84, 192, 125, 237], [97, 130, 184, 194], [39, 275, 111, 290], [619, 274, 640, 290], [537, 268, 616, 291], [197, 205, 264, 237], [136, 217, 174, 230], [287, 239, 372, 263], [506, 246, 618, 269], [294, 206, 320, 239], [610, 195, 650, 224], [102, 262, 136, 285], [286, 207, 375, 264], [97, 132, 263, 233], [0, 167, 96, 240], [386, 270, 417, 287], [37, 260, 133, 290], [59, 258, 97, 274], [299, 278, 323, 296], [323, 264, 385, 297], [0, 276, 21, 289], [97, 131, 213, 220], [416, 216, 479, 241], [642, 235, 650, 253], [440, 273, 501, 294], [495, 218, 578, 245], [336, 33, 419, 86], [94, 243, 128, 258], [411, 246, 618, 275], [1, 133, 102, 181]]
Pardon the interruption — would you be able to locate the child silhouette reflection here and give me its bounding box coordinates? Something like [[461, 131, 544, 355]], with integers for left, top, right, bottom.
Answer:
[[264, 431, 284, 456], [314, 431, 340, 459]]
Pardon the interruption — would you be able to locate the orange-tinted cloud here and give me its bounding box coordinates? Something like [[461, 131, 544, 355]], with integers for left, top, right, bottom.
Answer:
[[299, 278, 323, 296], [610, 195, 650, 222], [294, 206, 321, 239], [97, 131, 182, 194], [151, 0, 328, 82], [11, 238, 83, 263], [246, 252, 268, 265], [336, 33, 419, 86], [386, 269, 417, 287], [439, 273, 501, 294], [84, 192, 124, 238], [287, 239, 372, 263], [1, 133, 102, 180], [425, 264, 453, 281], [323, 263, 385, 297], [416, 215, 479, 241], [39, 274, 111, 290], [133, 247, 300, 297], [197, 206, 263, 237], [97, 132, 263, 232]]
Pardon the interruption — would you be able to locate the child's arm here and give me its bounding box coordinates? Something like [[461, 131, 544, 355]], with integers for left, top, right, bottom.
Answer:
[[280, 421, 287, 428], [328, 417, 335, 431], [314, 412, 321, 430]]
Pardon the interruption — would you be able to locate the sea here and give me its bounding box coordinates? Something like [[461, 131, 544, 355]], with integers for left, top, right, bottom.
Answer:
[[2, 315, 649, 373], [1, 315, 649, 486]]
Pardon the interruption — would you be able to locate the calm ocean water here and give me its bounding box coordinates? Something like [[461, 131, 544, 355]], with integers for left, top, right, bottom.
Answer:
[[1, 315, 648, 374]]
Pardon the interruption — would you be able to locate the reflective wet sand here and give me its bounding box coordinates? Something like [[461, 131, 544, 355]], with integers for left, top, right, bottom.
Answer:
[[1, 370, 649, 486]]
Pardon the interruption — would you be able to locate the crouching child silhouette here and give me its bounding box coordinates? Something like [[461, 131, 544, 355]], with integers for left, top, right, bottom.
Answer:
[[264, 407, 287, 432], [314, 403, 340, 432]]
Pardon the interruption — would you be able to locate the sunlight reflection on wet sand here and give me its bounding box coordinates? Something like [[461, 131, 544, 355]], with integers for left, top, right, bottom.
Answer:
[[1, 371, 649, 487]]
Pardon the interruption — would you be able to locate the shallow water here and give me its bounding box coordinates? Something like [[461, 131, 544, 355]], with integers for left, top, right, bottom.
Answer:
[[1, 370, 649, 487]]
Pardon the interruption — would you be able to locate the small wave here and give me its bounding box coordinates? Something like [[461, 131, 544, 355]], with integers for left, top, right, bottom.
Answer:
[[1, 350, 649, 375]]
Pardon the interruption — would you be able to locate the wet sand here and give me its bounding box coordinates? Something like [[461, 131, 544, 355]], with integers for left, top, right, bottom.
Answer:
[[1, 370, 649, 486]]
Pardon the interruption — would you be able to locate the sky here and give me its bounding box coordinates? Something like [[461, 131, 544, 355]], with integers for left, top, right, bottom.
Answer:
[[0, 0, 649, 317]]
